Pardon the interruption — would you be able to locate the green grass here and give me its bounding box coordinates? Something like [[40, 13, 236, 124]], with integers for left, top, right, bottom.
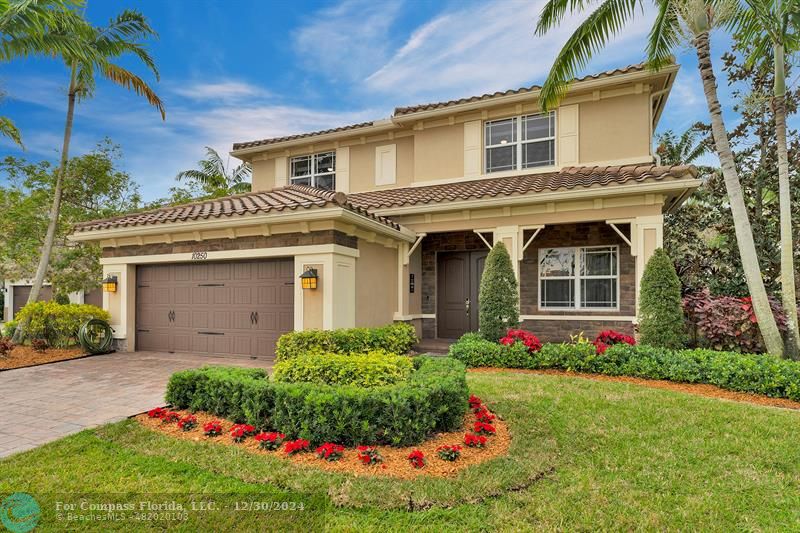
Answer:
[[2, 371, 800, 531]]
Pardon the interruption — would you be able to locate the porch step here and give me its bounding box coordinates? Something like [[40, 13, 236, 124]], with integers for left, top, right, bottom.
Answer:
[[413, 338, 456, 356]]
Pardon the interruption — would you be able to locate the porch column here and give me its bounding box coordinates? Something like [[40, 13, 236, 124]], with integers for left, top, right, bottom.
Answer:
[[632, 215, 663, 317], [493, 225, 521, 280], [294, 251, 357, 331], [102, 263, 136, 351]]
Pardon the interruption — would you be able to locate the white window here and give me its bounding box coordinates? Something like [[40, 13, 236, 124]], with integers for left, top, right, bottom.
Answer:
[[290, 151, 336, 190], [485, 112, 555, 173], [539, 246, 618, 310]]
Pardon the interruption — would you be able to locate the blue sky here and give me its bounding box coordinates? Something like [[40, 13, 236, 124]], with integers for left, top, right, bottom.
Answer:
[[0, 0, 741, 201]]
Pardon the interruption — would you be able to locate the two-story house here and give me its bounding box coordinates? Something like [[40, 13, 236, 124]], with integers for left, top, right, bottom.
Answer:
[[71, 63, 700, 357]]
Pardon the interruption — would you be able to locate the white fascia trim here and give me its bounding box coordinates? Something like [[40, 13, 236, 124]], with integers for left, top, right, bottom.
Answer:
[[372, 179, 702, 217], [520, 315, 636, 322], [71, 206, 416, 244], [100, 244, 359, 266]]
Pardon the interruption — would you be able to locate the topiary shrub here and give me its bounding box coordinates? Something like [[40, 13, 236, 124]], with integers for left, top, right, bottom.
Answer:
[[14, 301, 111, 348], [272, 351, 414, 387], [638, 248, 686, 348], [275, 323, 417, 361], [478, 242, 519, 342]]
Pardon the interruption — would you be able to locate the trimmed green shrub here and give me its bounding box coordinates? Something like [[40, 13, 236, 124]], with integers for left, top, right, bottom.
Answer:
[[478, 242, 519, 341], [14, 301, 111, 348], [272, 351, 414, 387], [165, 356, 468, 446], [448, 332, 535, 368], [638, 248, 686, 349], [275, 323, 417, 361]]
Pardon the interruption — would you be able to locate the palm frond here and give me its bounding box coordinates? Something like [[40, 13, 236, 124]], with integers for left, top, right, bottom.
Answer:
[[646, 0, 680, 69], [99, 61, 165, 119], [535, 0, 597, 35], [0, 115, 23, 147], [539, 0, 642, 111]]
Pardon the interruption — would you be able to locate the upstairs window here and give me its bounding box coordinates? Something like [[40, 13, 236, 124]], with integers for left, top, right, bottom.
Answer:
[[290, 151, 336, 190], [485, 112, 555, 173], [539, 246, 618, 310]]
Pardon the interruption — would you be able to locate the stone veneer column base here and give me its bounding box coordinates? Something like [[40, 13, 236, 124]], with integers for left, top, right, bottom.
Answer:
[[520, 319, 636, 343]]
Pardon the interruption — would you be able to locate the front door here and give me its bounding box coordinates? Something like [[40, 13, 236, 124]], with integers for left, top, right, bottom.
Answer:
[[437, 251, 487, 338]]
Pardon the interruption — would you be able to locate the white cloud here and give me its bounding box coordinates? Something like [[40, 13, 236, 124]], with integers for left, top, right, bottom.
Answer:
[[365, 0, 655, 103], [171, 81, 270, 102], [293, 0, 404, 83]]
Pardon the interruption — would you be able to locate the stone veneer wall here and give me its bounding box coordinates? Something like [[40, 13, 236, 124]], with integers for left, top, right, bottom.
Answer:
[[102, 230, 357, 258]]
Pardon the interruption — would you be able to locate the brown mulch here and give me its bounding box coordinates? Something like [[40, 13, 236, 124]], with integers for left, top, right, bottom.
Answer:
[[135, 409, 510, 479], [0, 345, 86, 370], [470, 367, 800, 411]]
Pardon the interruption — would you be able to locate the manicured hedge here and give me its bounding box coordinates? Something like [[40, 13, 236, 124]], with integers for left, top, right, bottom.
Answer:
[[7, 301, 111, 347], [448, 334, 800, 401], [165, 356, 467, 446], [275, 323, 417, 361], [272, 350, 413, 387]]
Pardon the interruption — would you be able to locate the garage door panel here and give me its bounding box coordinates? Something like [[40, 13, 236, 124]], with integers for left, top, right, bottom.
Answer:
[[174, 264, 192, 282], [258, 286, 277, 305], [174, 286, 192, 305], [212, 263, 231, 281], [138, 331, 169, 352], [280, 285, 293, 305], [234, 287, 252, 305], [192, 286, 209, 305], [191, 310, 209, 329], [211, 311, 232, 330], [211, 286, 231, 305], [257, 261, 276, 280]]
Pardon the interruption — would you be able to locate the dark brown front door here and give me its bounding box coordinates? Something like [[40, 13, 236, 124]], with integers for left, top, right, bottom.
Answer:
[[437, 251, 487, 338], [12, 285, 53, 318], [135, 259, 294, 357]]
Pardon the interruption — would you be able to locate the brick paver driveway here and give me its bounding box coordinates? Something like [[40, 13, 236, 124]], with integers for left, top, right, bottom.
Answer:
[[0, 351, 272, 458]]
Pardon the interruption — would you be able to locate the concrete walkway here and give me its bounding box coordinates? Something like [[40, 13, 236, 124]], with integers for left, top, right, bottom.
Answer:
[[0, 351, 272, 458]]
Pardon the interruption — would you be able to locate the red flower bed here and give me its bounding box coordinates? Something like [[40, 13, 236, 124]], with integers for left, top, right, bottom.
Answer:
[[468, 394, 483, 412], [436, 444, 462, 461], [407, 450, 425, 469], [356, 445, 383, 466], [203, 420, 223, 437], [464, 433, 487, 448], [315, 442, 345, 462], [593, 329, 636, 354], [474, 406, 495, 423], [500, 329, 542, 353], [254, 432, 285, 451], [161, 411, 181, 424], [230, 424, 255, 443], [284, 438, 310, 455], [177, 415, 197, 431], [474, 421, 496, 436], [147, 407, 167, 419]]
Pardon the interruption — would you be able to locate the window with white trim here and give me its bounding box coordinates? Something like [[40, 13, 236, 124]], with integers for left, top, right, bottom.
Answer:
[[538, 246, 618, 309], [290, 151, 336, 190], [485, 112, 555, 173]]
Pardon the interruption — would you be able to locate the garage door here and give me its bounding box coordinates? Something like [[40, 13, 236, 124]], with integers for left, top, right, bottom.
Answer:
[[13, 285, 53, 318], [135, 259, 294, 357]]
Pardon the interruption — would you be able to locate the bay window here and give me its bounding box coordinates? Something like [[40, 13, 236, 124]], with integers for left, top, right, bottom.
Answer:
[[485, 112, 555, 173], [290, 151, 336, 190], [539, 246, 618, 310]]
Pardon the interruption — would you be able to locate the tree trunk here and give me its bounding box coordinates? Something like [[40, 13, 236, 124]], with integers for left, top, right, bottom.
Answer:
[[11, 66, 77, 344], [693, 31, 785, 356], [772, 42, 800, 356]]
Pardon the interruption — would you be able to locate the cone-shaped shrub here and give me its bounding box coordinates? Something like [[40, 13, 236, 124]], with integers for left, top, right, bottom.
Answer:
[[479, 242, 519, 341], [639, 248, 686, 348]]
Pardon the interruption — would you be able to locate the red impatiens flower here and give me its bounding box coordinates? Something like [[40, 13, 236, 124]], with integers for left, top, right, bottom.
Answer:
[[177, 415, 197, 431], [161, 411, 180, 424], [474, 406, 495, 423], [464, 433, 487, 448], [356, 445, 383, 466], [593, 329, 636, 354], [436, 444, 462, 461], [468, 394, 483, 412], [230, 424, 256, 443], [203, 420, 223, 437], [408, 450, 425, 469], [284, 438, 310, 455], [500, 329, 542, 353], [147, 407, 167, 419], [315, 442, 345, 461], [474, 421, 496, 436], [254, 432, 286, 451]]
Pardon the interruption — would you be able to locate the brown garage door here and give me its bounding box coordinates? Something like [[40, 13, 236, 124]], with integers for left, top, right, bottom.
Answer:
[[136, 259, 294, 357], [13, 285, 53, 318]]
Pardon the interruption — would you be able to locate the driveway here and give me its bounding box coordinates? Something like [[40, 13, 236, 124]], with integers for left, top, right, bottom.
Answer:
[[0, 351, 272, 458]]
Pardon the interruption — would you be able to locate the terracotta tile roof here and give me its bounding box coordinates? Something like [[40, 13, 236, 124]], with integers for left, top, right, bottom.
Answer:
[[392, 64, 650, 116], [73, 185, 401, 234], [232, 121, 375, 150], [348, 164, 698, 210], [232, 63, 658, 151]]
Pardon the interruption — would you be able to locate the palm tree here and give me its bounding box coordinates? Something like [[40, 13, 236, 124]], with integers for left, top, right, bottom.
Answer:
[[0, 0, 78, 147], [176, 146, 251, 197], [655, 123, 713, 166], [535, 0, 785, 355], [3, 7, 164, 342], [734, 0, 800, 354]]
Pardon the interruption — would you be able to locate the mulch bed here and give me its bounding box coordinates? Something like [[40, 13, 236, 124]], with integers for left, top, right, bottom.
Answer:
[[471, 368, 800, 411], [0, 346, 86, 370], [135, 409, 510, 479]]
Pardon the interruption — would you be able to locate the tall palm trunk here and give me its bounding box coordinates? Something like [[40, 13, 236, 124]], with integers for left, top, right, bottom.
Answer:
[[772, 42, 800, 356], [693, 31, 784, 355], [12, 65, 77, 344]]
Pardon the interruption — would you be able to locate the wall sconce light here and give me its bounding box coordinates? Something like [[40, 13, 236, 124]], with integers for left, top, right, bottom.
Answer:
[[299, 268, 318, 290], [102, 275, 118, 293]]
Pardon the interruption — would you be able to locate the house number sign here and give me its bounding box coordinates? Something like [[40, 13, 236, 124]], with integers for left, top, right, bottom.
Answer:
[[191, 251, 208, 260]]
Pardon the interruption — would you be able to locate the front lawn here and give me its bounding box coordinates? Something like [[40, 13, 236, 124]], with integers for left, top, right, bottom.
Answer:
[[2, 370, 799, 530]]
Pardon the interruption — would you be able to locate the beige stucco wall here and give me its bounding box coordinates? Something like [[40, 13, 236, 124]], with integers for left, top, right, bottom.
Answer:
[[412, 125, 464, 182], [579, 93, 651, 164], [355, 240, 397, 327], [302, 262, 324, 330], [252, 159, 276, 191], [349, 136, 415, 193]]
